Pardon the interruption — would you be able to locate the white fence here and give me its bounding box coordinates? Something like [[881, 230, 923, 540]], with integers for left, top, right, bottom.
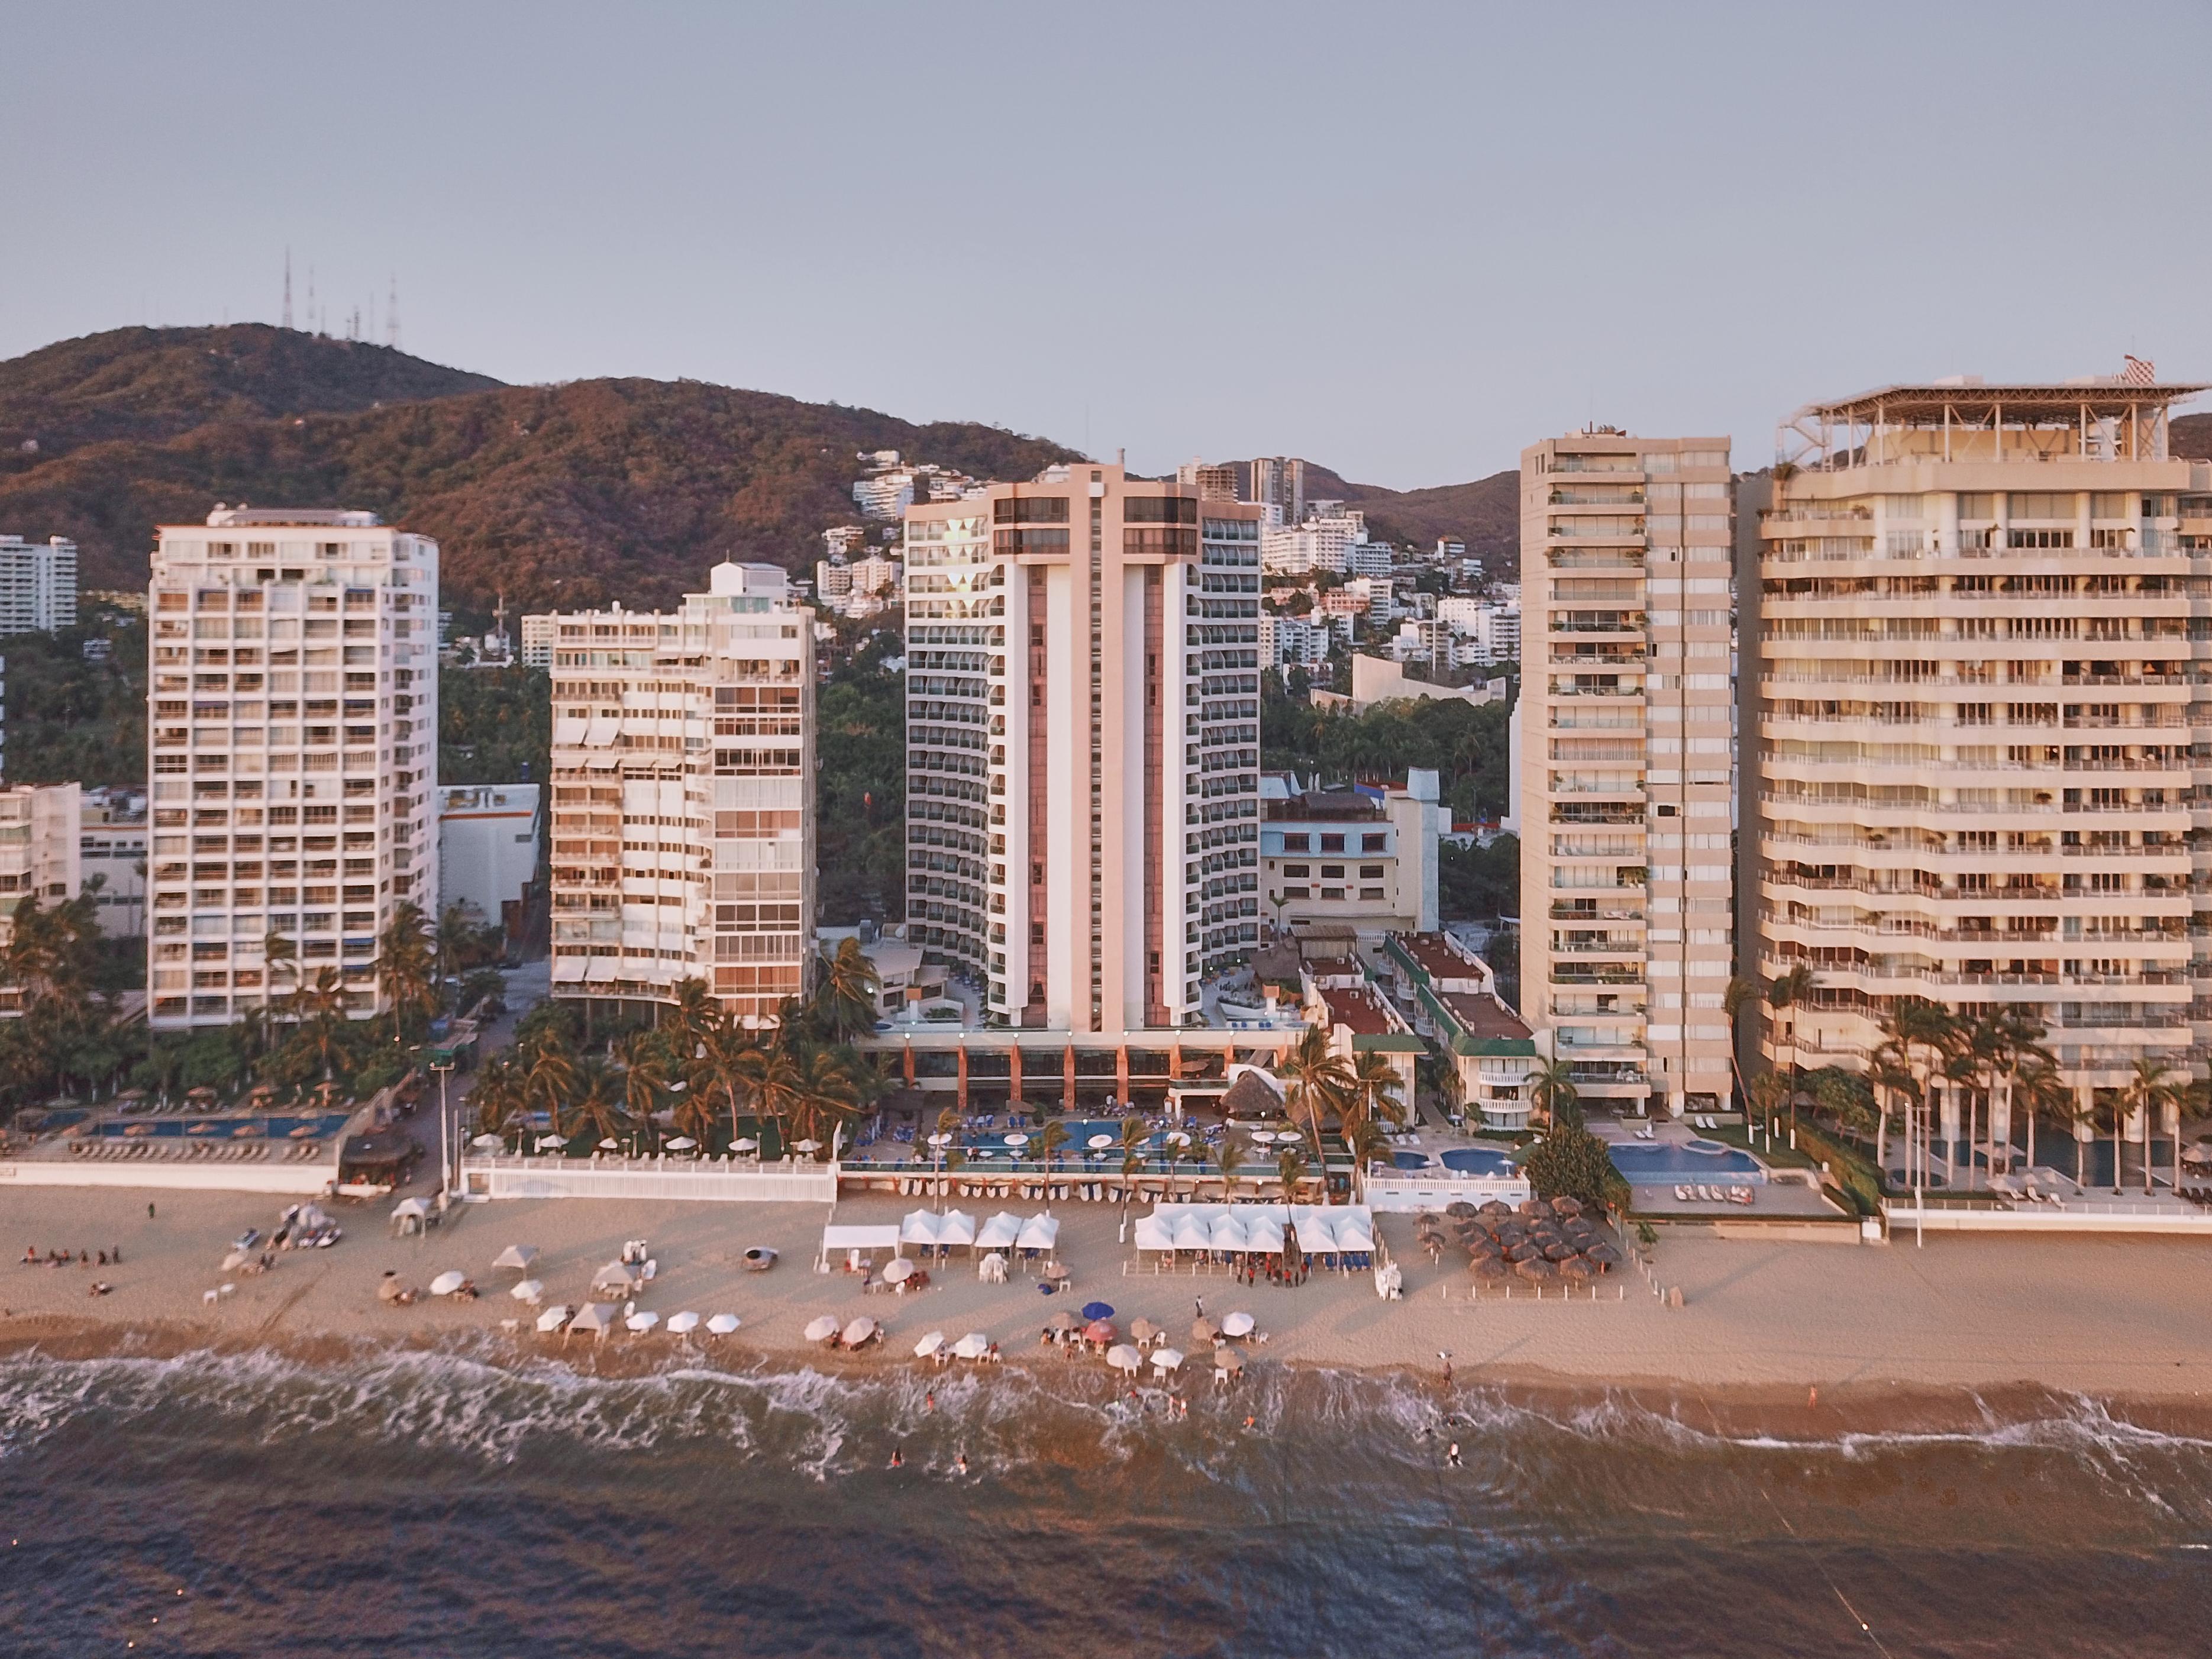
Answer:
[[1364, 1168, 1531, 1212], [461, 1154, 837, 1204], [0, 1157, 339, 1196], [1883, 1200, 2212, 1235]]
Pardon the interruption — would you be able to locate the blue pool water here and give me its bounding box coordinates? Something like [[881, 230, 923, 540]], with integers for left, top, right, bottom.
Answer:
[[100, 1112, 352, 1141], [1607, 1138, 1766, 1183], [1439, 1146, 1517, 1177], [961, 1120, 1155, 1158], [1390, 1151, 1430, 1170]]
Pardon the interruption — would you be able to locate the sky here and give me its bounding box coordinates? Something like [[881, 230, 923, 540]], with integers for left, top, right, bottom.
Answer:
[[8, 1, 2211, 488]]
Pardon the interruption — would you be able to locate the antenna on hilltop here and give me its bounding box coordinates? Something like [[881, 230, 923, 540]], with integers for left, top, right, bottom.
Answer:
[[308, 266, 318, 335], [283, 249, 293, 330], [386, 273, 399, 350]]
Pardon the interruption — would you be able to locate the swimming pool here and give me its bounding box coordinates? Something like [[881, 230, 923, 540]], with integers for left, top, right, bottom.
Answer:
[[959, 1120, 1157, 1159], [1607, 1138, 1767, 1184], [1439, 1146, 1517, 1177]]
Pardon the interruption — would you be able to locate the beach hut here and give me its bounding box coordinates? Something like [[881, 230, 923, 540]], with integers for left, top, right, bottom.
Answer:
[[593, 1260, 644, 1294], [1132, 1213, 1175, 1253], [937, 1211, 979, 1253], [569, 1303, 618, 1339], [900, 1209, 944, 1248], [535, 1305, 572, 1332], [492, 1245, 540, 1273], [390, 1196, 431, 1236], [1172, 1212, 1213, 1254], [509, 1279, 544, 1305], [1208, 1211, 1250, 1254]]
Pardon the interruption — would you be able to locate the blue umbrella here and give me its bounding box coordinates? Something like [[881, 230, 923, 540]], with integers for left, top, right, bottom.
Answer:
[[1081, 1301, 1115, 1321]]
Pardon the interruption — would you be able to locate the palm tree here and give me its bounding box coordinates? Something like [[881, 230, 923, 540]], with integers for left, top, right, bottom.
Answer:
[[376, 901, 439, 1044], [2012, 1054, 2075, 1179], [1523, 1057, 1580, 1131], [2121, 1059, 2178, 1196], [687, 1014, 757, 1150], [292, 967, 351, 1082], [1766, 963, 1817, 1079], [1345, 1050, 1407, 1141], [262, 928, 300, 1022], [734, 1041, 806, 1140], [786, 1046, 864, 1156], [435, 903, 481, 1010], [1035, 1117, 1070, 1192], [560, 1055, 628, 1148], [1880, 999, 1958, 1189], [615, 1031, 670, 1150], [467, 1053, 527, 1140], [1163, 1137, 1191, 1202], [1275, 1145, 1312, 1204], [1278, 1027, 1352, 1158], [522, 1028, 579, 1128], [1747, 1069, 1788, 1143], [1211, 1127, 1249, 1202], [1868, 1040, 1915, 1174], [1721, 974, 1758, 1057], [810, 938, 883, 1044], [1118, 1118, 1149, 1222]]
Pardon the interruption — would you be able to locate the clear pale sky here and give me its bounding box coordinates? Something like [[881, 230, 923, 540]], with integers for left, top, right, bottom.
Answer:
[[8, 1, 2209, 486]]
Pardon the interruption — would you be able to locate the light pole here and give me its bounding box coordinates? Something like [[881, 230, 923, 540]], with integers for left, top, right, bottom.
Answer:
[[432, 1060, 456, 1199]]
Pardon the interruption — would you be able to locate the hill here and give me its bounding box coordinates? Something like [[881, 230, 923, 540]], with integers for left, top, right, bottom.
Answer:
[[0, 324, 501, 469], [2173, 412, 2212, 460], [1300, 462, 1520, 570], [0, 326, 1079, 610]]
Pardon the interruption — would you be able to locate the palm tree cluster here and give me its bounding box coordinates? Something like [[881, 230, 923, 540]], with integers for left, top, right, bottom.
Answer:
[[1275, 1027, 1406, 1174], [0, 890, 134, 1116], [469, 940, 888, 1160]]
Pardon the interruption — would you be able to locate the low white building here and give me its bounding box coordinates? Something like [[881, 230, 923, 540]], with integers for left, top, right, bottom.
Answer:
[[1259, 770, 1447, 940], [0, 535, 77, 634], [438, 784, 541, 935], [79, 786, 147, 938]]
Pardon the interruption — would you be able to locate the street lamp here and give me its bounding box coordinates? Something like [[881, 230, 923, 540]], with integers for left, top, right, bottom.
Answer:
[[431, 1058, 456, 1199]]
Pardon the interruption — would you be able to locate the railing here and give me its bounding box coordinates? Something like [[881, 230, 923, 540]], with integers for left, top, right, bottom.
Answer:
[[461, 1154, 838, 1203]]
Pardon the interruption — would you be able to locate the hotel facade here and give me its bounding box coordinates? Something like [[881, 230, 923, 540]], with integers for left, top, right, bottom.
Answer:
[[902, 463, 1264, 1035], [1517, 432, 1738, 1117], [146, 508, 438, 1029], [545, 562, 815, 1026], [1746, 377, 2212, 1156]]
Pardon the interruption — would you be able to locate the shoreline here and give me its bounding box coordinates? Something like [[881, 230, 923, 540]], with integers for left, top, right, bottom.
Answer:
[[8, 1313, 2212, 1447]]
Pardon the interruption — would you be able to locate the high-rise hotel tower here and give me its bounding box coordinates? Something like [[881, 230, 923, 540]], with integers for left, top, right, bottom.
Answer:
[[1748, 376, 2212, 1151], [903, 464, 1263, 1033], [147, 508, 438, 1029], [545, 561, 815, 1026], [1518, 433, 1738, 1117]]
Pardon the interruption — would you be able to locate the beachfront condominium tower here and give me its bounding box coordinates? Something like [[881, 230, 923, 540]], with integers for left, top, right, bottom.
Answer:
[[1748, 373, 2212, 1171], [147, 508, 439, 1029], [1517, 431, 1737, 1118], [545, 561, 815, 1026], [903, 464, 1263, 1034]]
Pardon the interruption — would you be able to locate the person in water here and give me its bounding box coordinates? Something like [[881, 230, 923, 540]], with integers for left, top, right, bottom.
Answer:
[[954, 1451, 968, 1476], [1448, 1442, 1462, 1469], [889, 1447, 903, 1468]]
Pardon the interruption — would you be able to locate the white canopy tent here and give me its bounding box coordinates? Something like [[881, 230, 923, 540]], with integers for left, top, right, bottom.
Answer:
[[1135, 1203, 1378, 1256], [1015, 1214, 1060, 1253], [974, 1212, 1023, 1251], [822, 1223, 902, 1270]]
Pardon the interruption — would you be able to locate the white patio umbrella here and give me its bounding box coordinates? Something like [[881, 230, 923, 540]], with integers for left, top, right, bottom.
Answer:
[[1086, 1134, 1115, 1151], [492, 1245, 540, 1272], [535, 1134, 568, 1151], [597, 1138, 619, 1151], [1220, 1311, 1256, 1338], [1166, 1131, 1192, 1147], [734, 1137, 760, 1153], [509, 1279, 545, 1304], [666, 1136, 698, 1151], [1005, 1132, 1029, 1148], [705, 1313, 741, 1336], [429, 1270, 468, 1296], [1105, 1343, 1144, 1374], [793, 1138, 822, 1153], [470, 1134, 505, 1151], [625, 1310, 661, 1334], [222, 1250, 251, 1270], [804, 1315, 841, 1343], [842, 1316, 877, 1348], [913, 1329, 946, 1358], [926, 1132, 952, 1148], [666, 1311, 700, 1336], [535, 1305, 571, 1332], [883, 1257, 916, 1284], [951, 1332, 991, 1360], [1151, 1347, 1185, 1373]]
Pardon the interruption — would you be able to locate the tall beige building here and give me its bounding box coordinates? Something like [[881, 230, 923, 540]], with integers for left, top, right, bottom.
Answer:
[[903, 464, 1262, 1034], [1749, 376, 2212, 1166], [545, 561, 815, 1026], [1519, 431, 1736, 1117], [147, 509, 438, 1029]]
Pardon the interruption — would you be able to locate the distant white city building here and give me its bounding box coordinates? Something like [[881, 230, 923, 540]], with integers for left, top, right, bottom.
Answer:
[[1260, 509, 1371, 577], [822, 524, 870, 560], [1260, 612, 1331, 669], [438, 783, 541, 937], [0, 782, 80, 1015], [853, 470, 917, 520], [520, 612, 556, 669], [0, 535, 77, 634], [79, 786, 146, 938], [1344, 538, 1393, 579]]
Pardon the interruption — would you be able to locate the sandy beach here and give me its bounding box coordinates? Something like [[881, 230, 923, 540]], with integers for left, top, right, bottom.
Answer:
[[7, 1182, 2212, 1415]]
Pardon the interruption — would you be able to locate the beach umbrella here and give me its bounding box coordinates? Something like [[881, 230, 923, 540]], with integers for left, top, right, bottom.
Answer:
[[667, 1136, 698, 1151], [913, 1330, 945, 1358], [1106, 1344, 1143, 1374], [951, 1332, 992, 1360], [430, 1271, 468, 1296], [1087, 1134, 1115, 1150], [1165, 1131, 1192, 1147], [535, 1305, 571, 1332], [1128, 1316, 1160, 1344], [1445, 1201, 1477, 1218], [625, 1310, 661, 1334], [1045, 1311, 1078, 1333], [1551, 1196, 1584, 1217], [1151, 1347, 1184, 1373], [842, 1316, 879, 1348], [1507, 1242, 1542, 1262], [706, 1313, 741, 1336], [804, 1315, 841, 1343], [883, 1257, 916, 1284], [1084, 1319, 1117, 1345], [1543, 1242, 1578, 1262], [1515, 1256, 1557, 1282], [1081, 1300, 1115, 1321], [222, 1250, 251, 1270], [509, 1279, 544, 1304], [492, 1245, 540, 1271], [1478, 1200, 1513, 1218], [1471, 1256, 1508, 1283], [1517, 1199, 1546, 1218], [1190, 1318, 1219, 1345], [667, 1311, 700, 1335], [1585, 1241, 1624, 1266], [1220, 1311, 1256, 1338], [1559, 1256, 1596, 1282], [1005, 1131, 1029, 1148], [470, 1134, 505, 1151], [925, 1132, 951, 1148], [793, 1138, 822, 1154], [1043, 1262, 1070, 1282], [735, 1138, 760, 1153], [1214, 1345, 1244, 1373], [377, 1274, 408, 1302], [570, 1303, 618, 1335], [598, 1138, 619, 1151]]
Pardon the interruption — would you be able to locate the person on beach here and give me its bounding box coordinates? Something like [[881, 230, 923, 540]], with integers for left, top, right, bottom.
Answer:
[[1448, 1442, 1462, 1469], [954, 1451, 968, 1477], [1439, 1351, 1453, 1385], [889, 1447, 903, 1469], [1194, 1295, 1205, 1320], [1243, 1414, 1257, 1431], [147, 1203, 155, 1219], [925, 1390, 935, 1413]]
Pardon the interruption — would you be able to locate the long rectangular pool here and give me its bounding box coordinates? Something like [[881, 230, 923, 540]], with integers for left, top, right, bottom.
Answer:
[[1608, 1138, 1767, 1184]]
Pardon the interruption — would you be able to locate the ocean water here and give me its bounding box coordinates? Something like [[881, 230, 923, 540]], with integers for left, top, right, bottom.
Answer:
[[2, 1341, 2209, 1656]]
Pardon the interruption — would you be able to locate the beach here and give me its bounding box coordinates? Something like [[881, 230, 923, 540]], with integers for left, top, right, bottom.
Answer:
[[8, 1182, 2212, 1411]]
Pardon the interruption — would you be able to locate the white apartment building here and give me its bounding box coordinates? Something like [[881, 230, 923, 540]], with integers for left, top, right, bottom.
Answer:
[[1519, 433, 1736, 1117], [903, 464, 1262, 1032], [854, 469, 918, 521], [1749, 375, 2212, 1173], [1436, 597, 1523, 663], [1260, 509, 1371, 577], [519, 613, 554, 669], [1251, 457, 1307, 527], [1345, 539, 1393, 579], [0, 535, 77, 634], [147, 508, 438, 1029], [545, 562, 815, 1026], [1260, 612, 1331, 670], [1260, 771, 1446, 939], [0, 782, 80, 1016], [80, 786, 147, 938], [438, 783, 541, 933]]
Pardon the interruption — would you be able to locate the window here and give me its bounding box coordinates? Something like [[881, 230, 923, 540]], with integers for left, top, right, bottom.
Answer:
[[993, 497, 1069, 524], [1319, 834, 1345, 853], [1320, 864, 1345, 879], [1282, 863, 1310, 878], [1123, 497, 1197, 525], [1361, 832, 1386, 853], [1360, 864, 1384, 879], [1360, 886, 1385, 900], [1280, 833, 1310, 853]]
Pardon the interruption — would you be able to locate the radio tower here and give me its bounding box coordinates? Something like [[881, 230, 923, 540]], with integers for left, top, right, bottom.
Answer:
[[283, 249, 293, 330], [386, 273, 400, 349]]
